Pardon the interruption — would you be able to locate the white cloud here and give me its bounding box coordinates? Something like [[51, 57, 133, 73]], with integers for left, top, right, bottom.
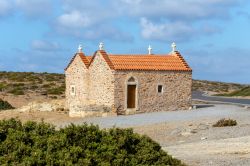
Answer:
[[119, 0, 142, 5], [15, 0, 52, 16], [53, 0, 245, 42], [54, 1, 133, 42], [115, 0, 242, 20], [83, 25, 133, 42], [31, 40, 60, 52], [140, 18, 195, 42], [55, 22, 133, 42], [0, 0, 12, 16], [186, 47, 250, 83], [57, 11, 92, 29]]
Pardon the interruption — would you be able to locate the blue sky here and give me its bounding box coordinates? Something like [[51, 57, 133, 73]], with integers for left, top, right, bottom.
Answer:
[[0, 0, 250, 83]]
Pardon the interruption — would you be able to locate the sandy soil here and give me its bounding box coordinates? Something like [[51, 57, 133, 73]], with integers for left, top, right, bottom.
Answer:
[[0, 110, 81, 125], [0, 92, 52, 108], [164, 136, 250, 166], [133, 119, 250, 166]]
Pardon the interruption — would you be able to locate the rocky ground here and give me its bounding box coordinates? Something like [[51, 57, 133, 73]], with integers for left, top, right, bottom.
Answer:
[[1, 104, 250, 165]]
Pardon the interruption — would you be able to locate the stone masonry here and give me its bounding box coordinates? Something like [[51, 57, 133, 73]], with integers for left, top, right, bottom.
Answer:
[[65, 47, 192, 118], [114, 71, 192, 115], [65, 52, 116, 117]]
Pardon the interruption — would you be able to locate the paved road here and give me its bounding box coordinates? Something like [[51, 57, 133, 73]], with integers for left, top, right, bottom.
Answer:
[[192, 91, 250, 105]]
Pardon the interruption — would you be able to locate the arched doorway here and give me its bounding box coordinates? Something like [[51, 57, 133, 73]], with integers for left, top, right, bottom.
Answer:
[[126, 77, 138, 109]]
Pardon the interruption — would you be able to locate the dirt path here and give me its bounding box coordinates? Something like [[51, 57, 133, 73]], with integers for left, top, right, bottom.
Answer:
[[164, 136, 250, 166]]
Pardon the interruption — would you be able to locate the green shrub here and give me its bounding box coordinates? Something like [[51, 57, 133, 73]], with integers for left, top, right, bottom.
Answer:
[[0, 99, 15, 110], [42, 84, 51, 88], [8, 88, 25, 95], [214, 86, 250, 97], [213, 118, 237, 127], [45, 75, 57, 82], [46, 86, 65, 95], [0, 83, 6, 91], [30, 85, 39, 90], [50, 96, 58, 99], [11, 83, 25, 87], [0, 119, 185, 165], [227, 87, 250, 96]]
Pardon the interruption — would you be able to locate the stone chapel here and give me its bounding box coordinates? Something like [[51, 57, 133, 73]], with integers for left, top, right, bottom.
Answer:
[[65, 43, 192, 117]]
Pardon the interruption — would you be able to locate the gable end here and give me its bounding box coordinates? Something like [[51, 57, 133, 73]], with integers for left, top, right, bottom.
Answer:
[[88, 50, 115, 70], [65, 53, 90, 71]]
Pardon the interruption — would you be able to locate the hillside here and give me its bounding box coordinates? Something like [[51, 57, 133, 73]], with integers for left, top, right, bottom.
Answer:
[[0, 71, 65, 107], [192, 79, 246, 93], [215, 87, 250, 97], [0, 71, 249, 107]]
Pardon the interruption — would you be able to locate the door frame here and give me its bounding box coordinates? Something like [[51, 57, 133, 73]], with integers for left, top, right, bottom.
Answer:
[[127, 84, 136, 109], [125, 76, 138, 111]]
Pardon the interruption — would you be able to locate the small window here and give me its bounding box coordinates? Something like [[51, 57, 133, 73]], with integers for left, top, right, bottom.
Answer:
[[70, 85, 76, 96], [158, 85, 163, 93]]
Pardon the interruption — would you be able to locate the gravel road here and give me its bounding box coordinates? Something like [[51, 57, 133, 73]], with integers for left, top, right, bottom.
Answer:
[[60, 104, 250, 128]]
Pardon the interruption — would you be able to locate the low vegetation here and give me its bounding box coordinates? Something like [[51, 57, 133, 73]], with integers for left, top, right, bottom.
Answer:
[[0, 119, 185, 165], [0, 99, 15, 110], [192, 80, 246, 93], [215, 86, 250, 97], [213, 118, 237, 127], [0, 71, 65, 98]]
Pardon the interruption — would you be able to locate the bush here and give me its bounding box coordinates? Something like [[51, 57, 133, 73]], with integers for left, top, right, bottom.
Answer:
[[213, 118, 237, 127], [0, 83, 6, 91], [46, 86, 65, 95], [8, 88, 25, 95], [0, 119, 185, 165], [0, 99, 15, 110]]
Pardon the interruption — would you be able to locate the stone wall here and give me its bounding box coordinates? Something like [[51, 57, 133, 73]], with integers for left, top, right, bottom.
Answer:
[[66, 51, 192, 117], [88, 52, 115, 110], [65, 52, 116, 117], [114, 71, 192, 115], [65, 54, 89, 110]]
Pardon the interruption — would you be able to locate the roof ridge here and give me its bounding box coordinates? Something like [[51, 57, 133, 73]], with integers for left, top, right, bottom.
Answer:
[[174, 51, 192, 71], [99, 50, 115, 70], [108, 54, 171, 56], [88, 50, 115, 70], [65, 53, 89, 70], [79, 53, 90, 68]]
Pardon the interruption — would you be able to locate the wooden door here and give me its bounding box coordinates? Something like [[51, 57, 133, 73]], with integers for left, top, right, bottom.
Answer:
[[127, 85, 136, 108]]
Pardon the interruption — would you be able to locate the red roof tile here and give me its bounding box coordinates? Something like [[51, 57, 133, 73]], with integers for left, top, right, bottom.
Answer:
[[65, 53, 89, 70], [66, 50, 192, 72], [104, 51, 191, 71], [86, 56, 92, 62], [78, 53, 90, 67]]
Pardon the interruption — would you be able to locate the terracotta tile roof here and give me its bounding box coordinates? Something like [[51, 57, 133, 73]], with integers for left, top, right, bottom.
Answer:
[[66, 50, 192, 72], [65, 53, 89, 70], [78, 53, 90, 67], [86, 56, 92, 62], [88, 50, 115, 69], [99, 50, 115, 69], [107, 51, 192, 71]]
